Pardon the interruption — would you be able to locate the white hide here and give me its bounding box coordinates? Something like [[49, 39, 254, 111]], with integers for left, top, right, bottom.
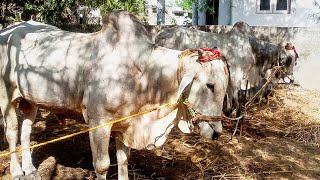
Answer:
[[154, 26, 257, 115], [0, 11, 228, 180]]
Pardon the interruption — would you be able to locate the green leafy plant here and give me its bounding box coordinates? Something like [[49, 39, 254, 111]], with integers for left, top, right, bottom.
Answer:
[[176, 0, 215, 14], [1, 0, 147, 27]]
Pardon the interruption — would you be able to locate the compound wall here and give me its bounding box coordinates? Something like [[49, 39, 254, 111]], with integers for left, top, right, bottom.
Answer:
[[147, 25, 320, 90]]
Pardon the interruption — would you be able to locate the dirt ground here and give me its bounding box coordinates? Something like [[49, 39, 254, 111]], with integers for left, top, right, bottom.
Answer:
[[0, 85, 319, 179]]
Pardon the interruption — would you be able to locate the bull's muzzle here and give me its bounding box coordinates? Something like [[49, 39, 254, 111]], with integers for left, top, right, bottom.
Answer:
[[212, 130, 221, 140]]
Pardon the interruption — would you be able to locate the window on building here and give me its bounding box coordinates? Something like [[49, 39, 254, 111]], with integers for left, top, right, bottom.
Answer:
[[260, 0, 271, 11], [173, 12, 184, 16], [257, 0, 291, 14]]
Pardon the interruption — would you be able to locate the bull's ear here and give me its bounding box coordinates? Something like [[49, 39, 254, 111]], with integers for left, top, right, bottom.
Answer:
[[178, 120, 191, 133], [176, 103, 192, 133], [176, 71, 196, 100]]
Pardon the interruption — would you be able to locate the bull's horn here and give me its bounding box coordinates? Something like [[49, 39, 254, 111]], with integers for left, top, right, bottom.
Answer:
[[198, 49, 204, 58], [278, 41, 285, 47], [176, 72, 196, 100]]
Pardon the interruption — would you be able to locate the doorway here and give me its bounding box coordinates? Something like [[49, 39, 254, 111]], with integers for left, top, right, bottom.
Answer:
[[206, 0, 219, 25]]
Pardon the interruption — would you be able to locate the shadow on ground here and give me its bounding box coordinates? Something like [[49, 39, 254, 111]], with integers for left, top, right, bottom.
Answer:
[[0, 86, 319, 179]]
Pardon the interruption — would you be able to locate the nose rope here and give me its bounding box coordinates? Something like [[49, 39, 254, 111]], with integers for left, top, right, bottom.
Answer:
[[182, 94, 243, 122], [182, 94, 198, 118]]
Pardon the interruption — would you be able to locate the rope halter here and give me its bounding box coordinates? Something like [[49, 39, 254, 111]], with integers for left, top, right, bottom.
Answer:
[[178, 47, 225, 123], [191, 47, 222, 63]]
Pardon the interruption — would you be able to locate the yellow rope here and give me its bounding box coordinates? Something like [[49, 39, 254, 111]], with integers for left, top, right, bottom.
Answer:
[[0, 101, 177, 158]]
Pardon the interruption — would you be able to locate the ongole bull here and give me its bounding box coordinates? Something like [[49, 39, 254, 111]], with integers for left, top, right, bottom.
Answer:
[[154, 26, 258, 116], [232, 22, 299, 84], [0, 10, 229, 179]]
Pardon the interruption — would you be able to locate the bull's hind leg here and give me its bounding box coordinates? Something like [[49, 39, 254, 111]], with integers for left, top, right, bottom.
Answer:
[[88, 119, 112, 180], [1, 101, 24, 179], [115, 138, 131, 180], [19, 99, 40, 179]]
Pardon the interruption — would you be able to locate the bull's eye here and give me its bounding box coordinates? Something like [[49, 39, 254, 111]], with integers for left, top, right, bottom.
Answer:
[[206, 83, 215, 93]]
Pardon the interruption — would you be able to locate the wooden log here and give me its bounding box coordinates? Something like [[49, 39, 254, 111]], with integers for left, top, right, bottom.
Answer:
[[38, 156, 57, 180]]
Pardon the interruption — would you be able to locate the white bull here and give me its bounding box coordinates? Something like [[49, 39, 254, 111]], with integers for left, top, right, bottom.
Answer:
[[232, 22, 298, 83], [155, 26, 258, 116], [0, 11, 229, 179]]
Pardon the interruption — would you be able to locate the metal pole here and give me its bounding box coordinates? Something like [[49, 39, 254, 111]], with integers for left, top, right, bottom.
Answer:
[[157, 0, 165, 25], [198, 0, 206, 25], [230, 0, 235, 25], [192, 1, 198, 25]]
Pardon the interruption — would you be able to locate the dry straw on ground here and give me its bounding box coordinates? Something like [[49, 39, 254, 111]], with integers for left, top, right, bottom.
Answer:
[[0, 85, 319, 179], [252, 85, 320, 145]]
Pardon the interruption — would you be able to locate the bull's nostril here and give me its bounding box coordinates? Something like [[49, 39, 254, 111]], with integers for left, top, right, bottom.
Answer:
[[212, 131, 221, 140]]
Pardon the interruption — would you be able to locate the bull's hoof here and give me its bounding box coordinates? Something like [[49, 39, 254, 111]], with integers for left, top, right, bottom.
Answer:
[[25, 171, 41, 180]]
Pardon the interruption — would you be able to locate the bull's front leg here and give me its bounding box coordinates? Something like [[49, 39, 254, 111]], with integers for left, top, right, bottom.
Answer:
[[1, 102, 24, 179], [115, 138, 131, 180], [19, 99, 40, 179], [88, 120, 112, 180]]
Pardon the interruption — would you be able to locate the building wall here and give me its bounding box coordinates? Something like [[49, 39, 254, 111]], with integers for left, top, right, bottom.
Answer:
[[145, 0, 190, 25], [146, 5, 189, 25], [218, 0, 320, 27], [218, 0, 232, 25]]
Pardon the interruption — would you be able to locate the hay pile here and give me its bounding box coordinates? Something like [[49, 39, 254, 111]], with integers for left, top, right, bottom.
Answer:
[[246, 85, 320, 145]]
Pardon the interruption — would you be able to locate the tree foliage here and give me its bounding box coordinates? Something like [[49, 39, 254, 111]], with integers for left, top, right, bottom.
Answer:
[[100, 0, 146, 17], [0, 0, 146, 27], [176, 0, 193, 11], [176, 0, 215, 14]]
